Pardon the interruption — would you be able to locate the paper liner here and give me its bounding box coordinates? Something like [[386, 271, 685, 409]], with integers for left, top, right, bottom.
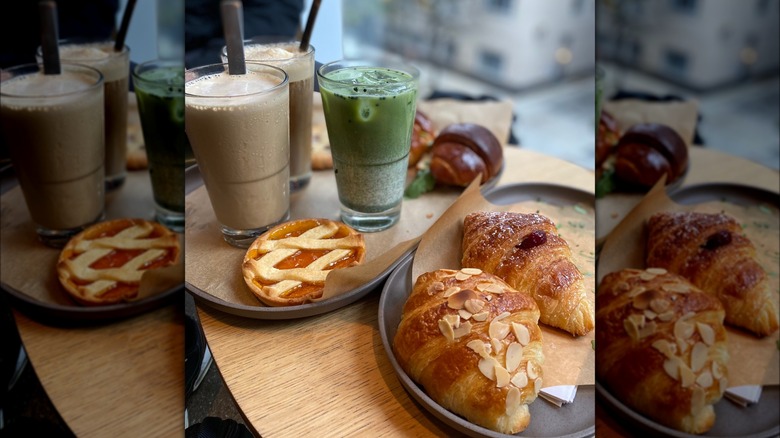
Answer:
[[410, 179, 596, 387], [0, 182, 184, 308], [597, 178, 780, 386]]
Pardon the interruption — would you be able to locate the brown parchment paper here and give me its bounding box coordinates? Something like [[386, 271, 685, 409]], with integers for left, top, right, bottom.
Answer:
[[185, 98, 517, 307], [0, 174, 185, 307], [598, 178, 780, 386], [410, 180, 596, 387]]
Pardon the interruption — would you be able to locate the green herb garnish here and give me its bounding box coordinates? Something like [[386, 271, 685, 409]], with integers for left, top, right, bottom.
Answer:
[[596, 168, 617, 198], [404, 169, 436, 199]]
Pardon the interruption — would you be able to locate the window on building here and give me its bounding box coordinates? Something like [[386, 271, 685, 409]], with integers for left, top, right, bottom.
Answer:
[[664, 48, 689, 77], [479, 49, 504, 78], [486, 0, 513, 14], [670, 0, 698, 15]]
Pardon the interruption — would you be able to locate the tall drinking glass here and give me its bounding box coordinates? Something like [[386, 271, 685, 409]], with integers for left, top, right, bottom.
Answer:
[[222, 39, 314, 192], [185, 63, 290, 247], [132, 59, 186, 232], [317, 59, 419, 232], [1, 63, 105, 247], [38, 38, 130, 190]]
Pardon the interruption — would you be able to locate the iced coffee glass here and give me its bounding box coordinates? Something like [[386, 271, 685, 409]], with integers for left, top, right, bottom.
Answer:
[[317, 59, 419, 232], [38, 39, 130, 190], [1, 63, 105, 247], [132, 59, 186, 232], [222, 38, 314, 192], [185, 63, 290, 247]]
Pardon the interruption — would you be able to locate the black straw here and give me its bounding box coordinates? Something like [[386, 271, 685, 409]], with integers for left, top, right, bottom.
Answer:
[[299, 0, 321, 52], [221, 0, 246, 75], [39, 1, 60, 75], [114, 0, 137, 52]]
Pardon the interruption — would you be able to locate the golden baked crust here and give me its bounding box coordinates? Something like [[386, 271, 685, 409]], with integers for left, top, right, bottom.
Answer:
[[394, 268, 543, 434], [242, 218, 365, 306], [57, 218, 180, 306], [596, 268, 728, 434]]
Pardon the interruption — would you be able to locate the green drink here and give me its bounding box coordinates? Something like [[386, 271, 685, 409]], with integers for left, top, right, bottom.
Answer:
[[317, 60, 418, 232], [132, 60, 186, 232]]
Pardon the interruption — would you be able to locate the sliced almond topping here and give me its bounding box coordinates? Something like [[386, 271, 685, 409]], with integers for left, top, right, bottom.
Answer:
[[526, 361, 539, 380], [662, 282, 690, 293], [644, 309, 658, 320], [639, 321, 657, 339], [505, 387, 521, 414], [483, 283, 505, 294], [489, 320, 510, 341], [458, 309, 473, 320], [438, 319, 455, 342], [443, 286, 461, 298], [511, 371, 528, 388], [495, 311, 511, 321], [691, 387, 705, 413], [443, 314, 460, 329], [674, 320, 694, 340], [512, 322, 531, 346], [624, 318, 640, 340], [472, 311, 490, 322], [453, 321, 473, 339], [680, 312, 696, 321], [485, 295, 493, 302], [712, 361, 723, 379], [696, 371, 713, 388], [690, 342, 708, 372], [627, 313, 646, 328], [652, 339, 675, 358], [650, 298, 671, 314], [639, 271, 657, 281], [464, 298, 485, 314], [658, 310, 676, 322], [616, 281, 630, 292], [461, 268, 483, 276], [677, 337, 689, 354], [632, 291, 652, 309], [495, 364, 510, 387], [455, 271, 472, 281], [448, 289, 479, 310], [663, 358, 680, 380], [680, 363, 695, 387], [696, 322, 715, 346], [534, 377, 542, 394], [491, 338, 504, 354], [475, 282, 490, 292], [628, 286, 646, 298], [478, 357, 497, 381], [505, 343, 523, 372], [466, 340, 486, 355], [646, 267, 667, 275]]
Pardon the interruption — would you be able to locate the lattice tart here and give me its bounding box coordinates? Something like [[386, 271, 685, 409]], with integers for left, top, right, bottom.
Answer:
[[57, 218, 181, 306], [242, 218, 366, 306]]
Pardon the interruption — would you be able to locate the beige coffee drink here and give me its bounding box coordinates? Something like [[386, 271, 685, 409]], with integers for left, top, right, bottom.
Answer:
[[224, 41, 314, 191], [41, 40, 130, 190], [185, 63, 290, 247], [1, 64, 105, 247]]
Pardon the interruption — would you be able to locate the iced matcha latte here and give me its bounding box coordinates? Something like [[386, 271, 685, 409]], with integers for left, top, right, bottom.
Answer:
[[317, 60, 418, 232]]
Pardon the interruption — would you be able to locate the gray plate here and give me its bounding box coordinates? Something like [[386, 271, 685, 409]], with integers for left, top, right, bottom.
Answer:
[[183, 164, 415, 320], [597, 182, 779, 436], [378, 183, 596, 437]]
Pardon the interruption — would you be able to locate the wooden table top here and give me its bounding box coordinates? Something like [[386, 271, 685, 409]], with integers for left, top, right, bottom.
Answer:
[[196, 146, 595, 437]]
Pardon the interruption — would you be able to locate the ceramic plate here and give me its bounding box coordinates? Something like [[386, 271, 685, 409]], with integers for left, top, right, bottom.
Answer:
[[378, 183, 596, 437]]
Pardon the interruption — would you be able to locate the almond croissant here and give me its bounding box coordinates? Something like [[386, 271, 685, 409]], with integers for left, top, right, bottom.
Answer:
[[646, 211, 779, 336], [597, 268, 728, 434], [461, 211, 594, 336], [394, 268, 543, 434]]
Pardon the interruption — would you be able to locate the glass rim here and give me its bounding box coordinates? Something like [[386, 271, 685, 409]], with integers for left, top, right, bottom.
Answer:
[[132, 59, 184, 85], [0, 63, 104, 98], [221, 38, 315, 61], [184, 62, 289, 98], [36, 38, 130, 60], [316, 58, 420, 86]]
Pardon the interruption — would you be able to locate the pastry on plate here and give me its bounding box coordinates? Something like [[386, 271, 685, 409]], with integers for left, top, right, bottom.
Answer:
[[429, 123, 503, 187], [57, 218, 180, 306], [646, 211, 779, 336], [596, 268, 728, 434], [394, 268, 543, 434], [461, 211, 594, 336], [242, 218, 365, 306]]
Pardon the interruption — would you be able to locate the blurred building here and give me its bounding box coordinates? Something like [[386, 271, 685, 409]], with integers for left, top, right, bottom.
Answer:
[[597, 0, 780, 90], [343, 0, 596, 90]]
